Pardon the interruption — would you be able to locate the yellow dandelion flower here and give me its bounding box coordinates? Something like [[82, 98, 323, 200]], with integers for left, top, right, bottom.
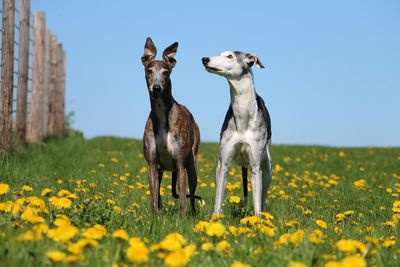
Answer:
[[82, 224, 107, 240], [335, 239, 367, 254], [22, 185, 33, 191], [231, 262, 251, 267], [158, 232, 187, 251], [309, 229, 326, 244], [68, 238, 98, 254], [288, 261, 307, 267], [353, 179, 366, 189], [194, 221, 209, 232], [0, 183, 10, 195], [210, 213, 224, 221], [392, 200, 400, 213], [240, 215, 261, 225], [57, 189, 78, 199], [49, 197, 72, 209], [34, 223, 49, 234], [0, 201, 13, 212], [325, 261, 341, 267], [46, 250, 66, 262], [344, 210, 355, 216], [26, 196, 46, 209], [340, 255, 366, 267], [65, 253, 84, 263], [139, 166, 148, 174], [47, 224, 79, 242], [17, 229, 43, 241], [258, 225, 275, 237], [383, 239, 396, 248], [201, 242, 214, 251], [206, 222, 226, 237], [21, 207, 44, 224], [261, 212, 274, 220], [285, 220, 299, 227], [290, 229, 307, 245], [112, 229, 129, 241], [229, 195, 241, 204], [126, 241, 149, 263], [303, 209, 312, 215], [216, 240, 230, 252], [53, 214, 71, 226], [163, 250, 188, 267], [315, 219, 328, 229]]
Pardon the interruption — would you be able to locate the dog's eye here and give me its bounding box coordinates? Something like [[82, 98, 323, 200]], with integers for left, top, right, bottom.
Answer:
[[162, 71, 169, 77], [146, 69, 153, 75], [227, 55, 233, 59]]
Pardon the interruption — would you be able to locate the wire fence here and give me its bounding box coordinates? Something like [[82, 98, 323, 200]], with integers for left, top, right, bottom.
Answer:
[[0, 0, 66, 151]]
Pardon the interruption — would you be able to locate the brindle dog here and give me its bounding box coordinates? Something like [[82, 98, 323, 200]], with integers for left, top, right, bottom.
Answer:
[[142, 37, 201, 215]]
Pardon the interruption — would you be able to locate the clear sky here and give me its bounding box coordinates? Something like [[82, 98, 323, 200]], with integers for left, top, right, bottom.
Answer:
[[30, 0, 400, 147]]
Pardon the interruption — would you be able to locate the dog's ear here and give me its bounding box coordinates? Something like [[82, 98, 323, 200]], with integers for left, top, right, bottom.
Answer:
[[141, 37, 157, 66], [245, 53, 265, 69], [162, 42, 178, 68]]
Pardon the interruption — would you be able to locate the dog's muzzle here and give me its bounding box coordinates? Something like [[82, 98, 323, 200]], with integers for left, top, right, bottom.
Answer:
[[151, 85, 162, 99], [202, 57, 210, 65], [202, 57, 222, 72]]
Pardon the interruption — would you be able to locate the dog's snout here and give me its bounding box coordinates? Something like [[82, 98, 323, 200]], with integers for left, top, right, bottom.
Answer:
[[202, 57, 210, 65], [153, 85, 161, 92]]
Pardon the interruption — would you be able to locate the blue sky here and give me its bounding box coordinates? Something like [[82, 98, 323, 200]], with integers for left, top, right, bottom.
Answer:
[[31, 0, 400, 147]]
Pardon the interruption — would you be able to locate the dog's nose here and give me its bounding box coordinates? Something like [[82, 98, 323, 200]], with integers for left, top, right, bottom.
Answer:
[[202, 57, 210, 65], [153, 85, 161, 92]]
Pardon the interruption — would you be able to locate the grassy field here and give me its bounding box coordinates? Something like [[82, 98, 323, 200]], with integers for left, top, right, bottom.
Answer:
[[0, 133, 399, 267]]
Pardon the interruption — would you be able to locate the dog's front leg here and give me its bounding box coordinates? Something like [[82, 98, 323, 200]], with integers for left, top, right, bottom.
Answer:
[[251, 165, 263, 216], [177, 163, 187, 216], [214, 146, 234, 214], [148, 165, 159, 213]]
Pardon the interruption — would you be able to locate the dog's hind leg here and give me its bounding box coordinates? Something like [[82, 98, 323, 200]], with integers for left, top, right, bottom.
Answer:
[[186, 153, 197, 214], [242, 167, 248, 207], [171, 171, 179, 198], [157, 169, 163, 209], [261, 140, 272, 212]]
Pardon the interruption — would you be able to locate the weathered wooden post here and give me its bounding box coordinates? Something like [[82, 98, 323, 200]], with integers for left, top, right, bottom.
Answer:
[[60, 48, 66, 134], [43, 30, 51, 137], [55, 44, 65, 134], [47, 34, 58, 136], [27, 12, 45, 143], [0, 0, 15, 151], [16, 0, 30, 143]]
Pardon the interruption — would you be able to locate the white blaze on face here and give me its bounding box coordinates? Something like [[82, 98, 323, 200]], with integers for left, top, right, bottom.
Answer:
[[147, 66, 170, 92]]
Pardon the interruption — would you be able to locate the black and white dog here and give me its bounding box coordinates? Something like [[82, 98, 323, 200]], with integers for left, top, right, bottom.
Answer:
[[202, 51, 272, 215]]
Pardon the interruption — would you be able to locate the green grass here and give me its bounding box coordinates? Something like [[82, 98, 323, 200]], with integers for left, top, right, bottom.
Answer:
[[0, 133, 399, 266]]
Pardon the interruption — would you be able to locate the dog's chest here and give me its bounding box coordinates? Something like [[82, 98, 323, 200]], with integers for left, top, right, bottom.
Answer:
[[221, 111, 268, 167], [155, 128, 178, 170]]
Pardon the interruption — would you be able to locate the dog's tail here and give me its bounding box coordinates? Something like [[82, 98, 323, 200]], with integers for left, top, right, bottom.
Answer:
[[172, 171, 205, 205]]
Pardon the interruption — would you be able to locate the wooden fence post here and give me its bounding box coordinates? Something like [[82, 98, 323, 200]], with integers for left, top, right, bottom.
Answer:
[[42, 30, 51, 137], [0, 0, 15, 151], [60, 48, 66, 134], [55, 44, 65, 134], [16, 0, 30, 143], [27, 12, 45, 143], [47, 34, 58, 136]]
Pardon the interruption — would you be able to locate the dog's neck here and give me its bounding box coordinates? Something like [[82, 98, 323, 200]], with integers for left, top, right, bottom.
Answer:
[[150, 80, 175, 133], [227, 71, 258, 132]]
